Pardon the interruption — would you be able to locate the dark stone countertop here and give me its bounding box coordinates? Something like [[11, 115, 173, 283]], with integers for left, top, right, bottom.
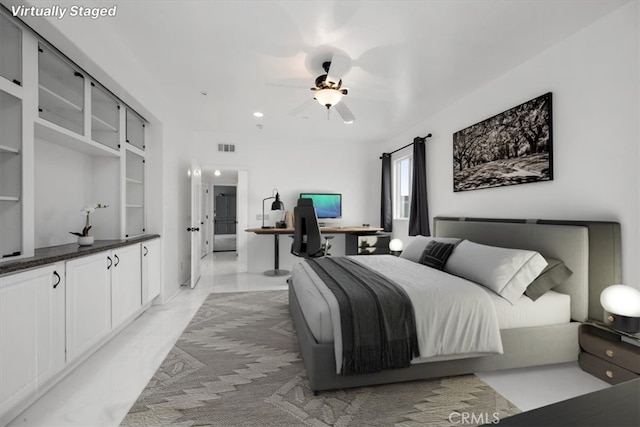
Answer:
[[0, 234, 161, 277]]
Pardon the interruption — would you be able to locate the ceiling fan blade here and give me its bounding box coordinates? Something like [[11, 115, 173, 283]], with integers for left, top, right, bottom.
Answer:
[[288, 98, 316, 117], [326, 52, 351, 86], [334, 102, 355, 124]]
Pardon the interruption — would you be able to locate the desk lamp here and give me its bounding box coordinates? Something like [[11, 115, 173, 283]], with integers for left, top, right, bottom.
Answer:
[[262, 189, 284, 229], [600, 284, 640, 333]]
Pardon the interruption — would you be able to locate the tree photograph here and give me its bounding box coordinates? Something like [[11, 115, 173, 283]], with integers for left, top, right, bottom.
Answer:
[[453, 92, 553, 192]]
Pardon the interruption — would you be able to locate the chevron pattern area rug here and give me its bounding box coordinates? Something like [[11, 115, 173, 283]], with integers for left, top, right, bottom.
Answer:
[[122, 291, 520, 426]]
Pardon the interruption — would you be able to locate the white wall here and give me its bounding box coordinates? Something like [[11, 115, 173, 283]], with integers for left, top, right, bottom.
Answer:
[[383, 2, 640, 288], [33, 138, 120, 247], [194, 131, 381, 273]]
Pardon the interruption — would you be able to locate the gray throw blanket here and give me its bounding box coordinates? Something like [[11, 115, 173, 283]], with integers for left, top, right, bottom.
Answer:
[[306, 257, 420, 376]]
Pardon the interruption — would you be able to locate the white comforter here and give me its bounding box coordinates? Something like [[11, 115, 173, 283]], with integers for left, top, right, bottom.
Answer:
[[293, 255, 503, 374]]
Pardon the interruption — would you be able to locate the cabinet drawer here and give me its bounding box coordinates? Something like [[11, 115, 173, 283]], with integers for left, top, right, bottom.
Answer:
[[579, 352, 639, 385], [579, 325, 640, 373]]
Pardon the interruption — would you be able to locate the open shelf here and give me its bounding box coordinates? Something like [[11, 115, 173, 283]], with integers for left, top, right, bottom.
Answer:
[[0, 144, 20, 155], [0, 87, 22, 260], [34, 118, 120, 158]]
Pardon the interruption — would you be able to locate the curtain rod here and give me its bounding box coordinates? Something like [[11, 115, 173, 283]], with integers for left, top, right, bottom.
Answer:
[[380, 133, 432, 159]]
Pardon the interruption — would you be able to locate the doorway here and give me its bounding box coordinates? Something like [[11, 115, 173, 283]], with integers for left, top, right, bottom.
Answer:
[[213, 185, 237, 252]]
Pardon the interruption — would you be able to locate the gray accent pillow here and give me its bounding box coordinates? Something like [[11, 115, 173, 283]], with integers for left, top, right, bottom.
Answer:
[[444, 240, 548, 305], [419, 241, 456, 270], [525, 258, 573, 301], [400, 236, 461, 263]]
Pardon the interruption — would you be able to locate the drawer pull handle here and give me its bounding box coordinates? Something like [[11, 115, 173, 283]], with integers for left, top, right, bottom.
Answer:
[[606, 370, 614, 378], [606, 349, 614, 358]]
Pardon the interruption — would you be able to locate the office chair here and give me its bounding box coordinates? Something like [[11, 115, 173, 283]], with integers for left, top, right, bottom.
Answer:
[[291, 198, 333, 258]]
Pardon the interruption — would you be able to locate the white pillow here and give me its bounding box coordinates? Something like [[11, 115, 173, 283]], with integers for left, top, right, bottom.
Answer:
[[444, 240, 548, 304], [399, 236, 461, 263]]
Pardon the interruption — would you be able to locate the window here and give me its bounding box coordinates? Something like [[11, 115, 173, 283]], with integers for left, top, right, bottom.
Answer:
[[394, 155, 412, 219]]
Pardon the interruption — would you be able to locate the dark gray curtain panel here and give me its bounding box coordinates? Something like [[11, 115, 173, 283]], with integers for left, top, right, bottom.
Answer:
[[408, 137, 430, 236], [380, 153, 392, 232]]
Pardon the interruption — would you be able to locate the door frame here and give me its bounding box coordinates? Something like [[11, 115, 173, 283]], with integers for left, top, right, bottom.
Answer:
[[204, 166, 248, 273]]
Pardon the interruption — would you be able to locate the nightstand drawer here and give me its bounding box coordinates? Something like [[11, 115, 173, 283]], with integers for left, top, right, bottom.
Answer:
[[579, 325, 640, 373], [579, 352, 639, 385]]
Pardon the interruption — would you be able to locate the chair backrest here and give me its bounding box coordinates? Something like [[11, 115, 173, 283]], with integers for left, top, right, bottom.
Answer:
[[292, 198, 323, 258]]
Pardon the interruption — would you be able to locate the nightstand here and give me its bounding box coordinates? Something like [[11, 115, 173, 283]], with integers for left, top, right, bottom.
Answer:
[[579, 322, 640, 385]]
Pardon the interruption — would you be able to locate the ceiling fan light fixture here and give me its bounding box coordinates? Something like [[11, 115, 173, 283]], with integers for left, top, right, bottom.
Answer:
[[314, 88, 343, 108]]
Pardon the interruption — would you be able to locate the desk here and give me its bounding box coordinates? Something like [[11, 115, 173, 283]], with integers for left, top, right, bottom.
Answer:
[[245, 227, 384, 276]]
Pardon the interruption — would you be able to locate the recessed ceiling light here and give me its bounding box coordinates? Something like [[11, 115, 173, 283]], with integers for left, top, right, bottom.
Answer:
[[253, 112, 264, 118], [214, 170, 221, 176]]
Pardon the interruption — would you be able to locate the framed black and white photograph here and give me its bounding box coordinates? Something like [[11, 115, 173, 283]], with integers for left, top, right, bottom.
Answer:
[[453, 92, 553, 192]]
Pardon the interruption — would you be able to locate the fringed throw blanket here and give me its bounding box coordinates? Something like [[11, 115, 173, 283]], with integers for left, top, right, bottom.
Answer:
[[306, 257, 420, 375]]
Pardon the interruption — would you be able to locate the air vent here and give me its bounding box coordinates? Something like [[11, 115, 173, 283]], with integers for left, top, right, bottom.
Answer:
[[218, 143, 235, 153]]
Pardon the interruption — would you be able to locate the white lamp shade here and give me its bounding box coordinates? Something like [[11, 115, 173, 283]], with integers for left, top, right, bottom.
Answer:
[[389, 238, 404, 252], [600, 284, 640, 317], [314, 89, 343, 107]]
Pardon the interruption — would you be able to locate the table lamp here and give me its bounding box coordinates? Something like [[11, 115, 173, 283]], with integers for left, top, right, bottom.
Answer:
[[262, 189, 284, 229], [389, 238, 404, 256], [600, 284, 640, 333]]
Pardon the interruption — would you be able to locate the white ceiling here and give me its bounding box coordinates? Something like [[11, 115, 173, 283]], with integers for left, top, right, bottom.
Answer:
[[15, 0, 629, 144]]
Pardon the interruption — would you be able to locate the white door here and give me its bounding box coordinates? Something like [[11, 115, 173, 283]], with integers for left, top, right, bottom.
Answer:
[[190, 164, 202, 288], [142, 238, 162, 304], [0, 264, 65, 415], [111, 244, 142, 328], [66, 252, 112, 362]]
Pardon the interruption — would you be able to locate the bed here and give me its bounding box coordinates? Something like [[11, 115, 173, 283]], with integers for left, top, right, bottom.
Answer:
[[288, 217, 622, 392]]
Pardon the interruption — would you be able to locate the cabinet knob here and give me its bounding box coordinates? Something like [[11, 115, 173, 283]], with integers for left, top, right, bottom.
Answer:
[[53, 271, 61, 289]]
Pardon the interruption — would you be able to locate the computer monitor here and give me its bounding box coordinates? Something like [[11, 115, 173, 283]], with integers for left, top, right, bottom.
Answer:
[[299, 193, 342, 219]]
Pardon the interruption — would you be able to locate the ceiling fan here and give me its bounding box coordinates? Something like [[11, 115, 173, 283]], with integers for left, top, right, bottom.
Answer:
[[291, 51, 356, 124]]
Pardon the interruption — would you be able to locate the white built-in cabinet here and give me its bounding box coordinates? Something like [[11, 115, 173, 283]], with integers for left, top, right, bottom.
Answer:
[[66, 244, 142, 363], [142, 238, 161, 304], [0, 9, 150, 263], [0, 263, 65, 416], [1, 239, 156, 423]]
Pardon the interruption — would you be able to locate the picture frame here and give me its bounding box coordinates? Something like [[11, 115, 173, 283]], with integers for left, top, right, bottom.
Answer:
[[453, 92, 553, 192]]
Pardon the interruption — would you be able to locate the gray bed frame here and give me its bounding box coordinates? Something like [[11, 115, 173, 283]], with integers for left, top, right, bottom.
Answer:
[[289, 217, 621, 392]]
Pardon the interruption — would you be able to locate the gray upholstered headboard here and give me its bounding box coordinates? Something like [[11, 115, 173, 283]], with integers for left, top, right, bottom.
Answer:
[[433, 217, 621, 323]]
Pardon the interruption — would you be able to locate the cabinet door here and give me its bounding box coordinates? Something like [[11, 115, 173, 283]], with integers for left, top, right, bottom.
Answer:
[[111, 244, 142, 328], [0, 264, 65, 415], [142, 239, 161, 304], [0, 13, 22, 85], [66, 252, 112, 362]]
